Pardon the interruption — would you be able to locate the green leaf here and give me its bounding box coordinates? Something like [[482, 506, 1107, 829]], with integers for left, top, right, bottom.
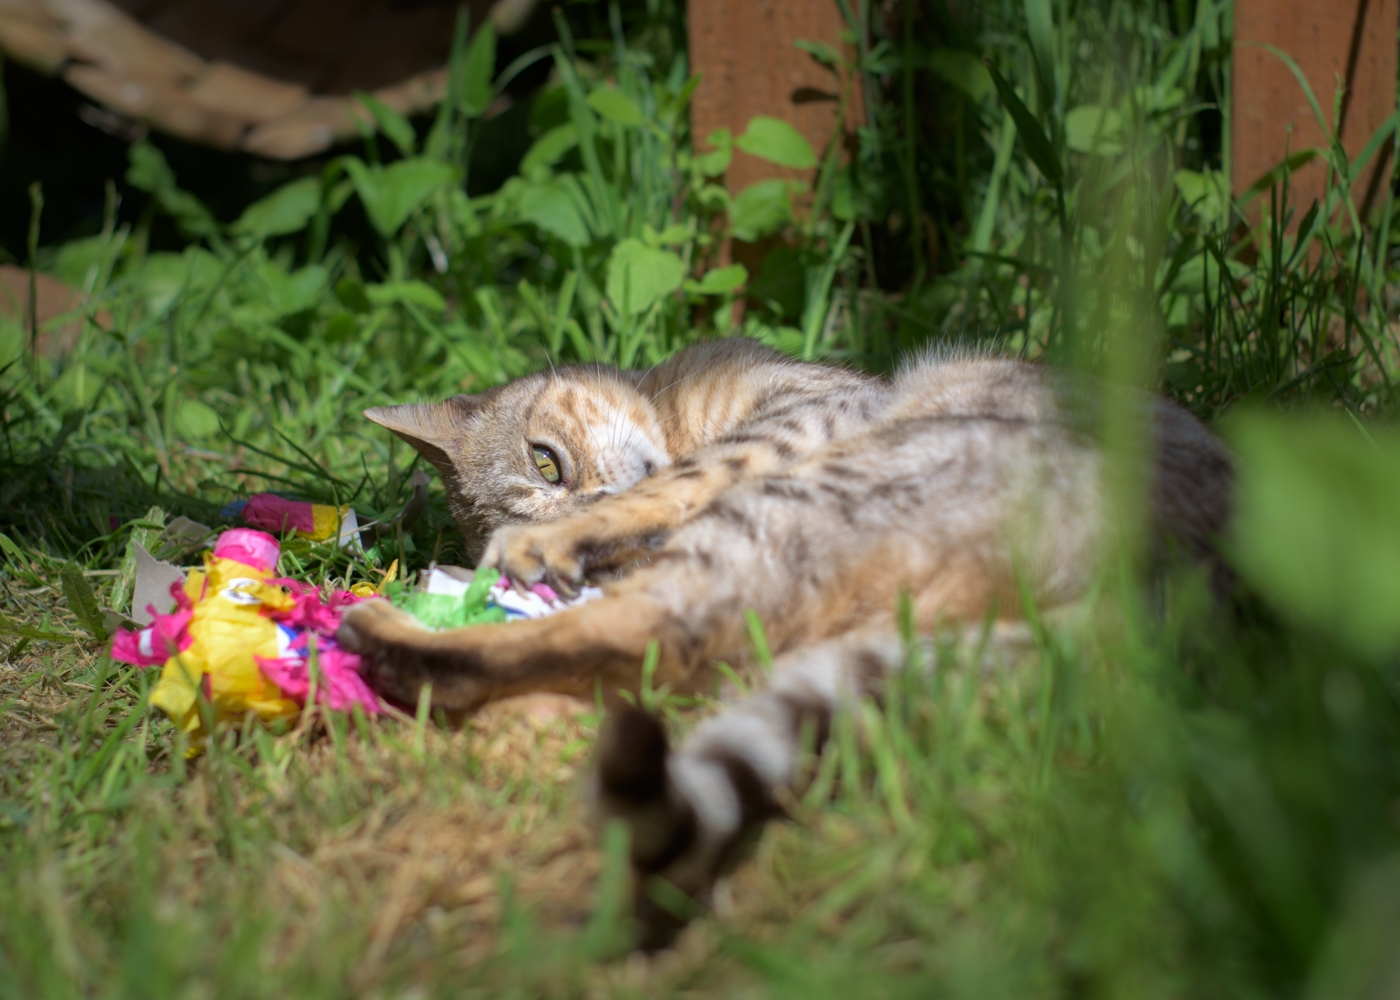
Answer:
[[795, 39, 843, 67], [1174, 169, 1228, 225], [175, 398, 221, 441], [520, 124, 578, 175], [729, 179, 793, 242], [587, 87, 644, 127], [1229, 411, 1400, 656], [52, 362, 102, 411], [1064, 105, 1124, 155], [735, 116, 817, 169], [516, 177, 592, 247], [334, 278, 373, 314], [649, 224, 690, 246], [459, 22, 497, 117], [695, 128, 734, 176], [685, 264, 749, 295], [1022, 0, 1056, 95], [126, 141, 220, 240], [0, 613, 75, 644], [365, 281, 447, 313], [60, 561, 107, 641], [270, 264, 329, 317], [343, 157, 457, 237], [985, 62, 1063, 185], [354, 92, 417, 158], [231, 177, 321, 239], [606, 239, 685, 315], [928, 49, 993, 103]]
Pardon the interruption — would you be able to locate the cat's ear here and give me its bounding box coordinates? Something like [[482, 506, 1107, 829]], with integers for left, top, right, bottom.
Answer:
[[363, 390, 499, 469]]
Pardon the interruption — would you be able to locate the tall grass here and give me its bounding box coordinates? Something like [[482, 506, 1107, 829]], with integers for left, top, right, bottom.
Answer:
[[2, 0, 1400, 997]]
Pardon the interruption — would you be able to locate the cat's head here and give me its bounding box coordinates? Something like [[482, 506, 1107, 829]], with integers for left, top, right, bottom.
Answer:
[[365, 366, 672, 559]]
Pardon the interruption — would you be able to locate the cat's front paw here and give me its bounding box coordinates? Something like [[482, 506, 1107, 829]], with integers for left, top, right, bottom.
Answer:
[[482, 522, 587, 593], [338, 599, 452, 709]]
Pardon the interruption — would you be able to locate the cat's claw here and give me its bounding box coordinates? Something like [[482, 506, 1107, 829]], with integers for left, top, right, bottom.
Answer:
[[481, 523, 587, 592]]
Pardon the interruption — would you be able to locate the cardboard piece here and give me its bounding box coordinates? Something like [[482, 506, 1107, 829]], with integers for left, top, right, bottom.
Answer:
[[130, 542, 185, 626]]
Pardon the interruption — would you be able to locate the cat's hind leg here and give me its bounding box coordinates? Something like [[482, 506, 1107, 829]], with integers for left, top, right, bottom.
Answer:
[[593, 630, 904, 950]]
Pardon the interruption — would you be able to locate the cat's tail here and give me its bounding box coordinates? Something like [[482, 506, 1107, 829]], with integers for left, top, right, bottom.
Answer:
[[593, 632, 905, 949]]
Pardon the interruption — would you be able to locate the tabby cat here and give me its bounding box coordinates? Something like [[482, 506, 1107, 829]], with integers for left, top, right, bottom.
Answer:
[[339, 337, 1232, 947]]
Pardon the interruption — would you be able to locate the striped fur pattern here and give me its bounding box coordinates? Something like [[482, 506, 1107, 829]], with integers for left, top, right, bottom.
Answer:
[[342, 338, 1232, 946]]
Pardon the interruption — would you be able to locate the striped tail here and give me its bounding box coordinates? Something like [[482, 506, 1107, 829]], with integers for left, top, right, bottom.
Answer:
[[594, 633, 906, 949]]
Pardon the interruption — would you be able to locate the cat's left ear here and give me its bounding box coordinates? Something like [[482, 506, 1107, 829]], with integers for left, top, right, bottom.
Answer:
[[363, 390, 499, 471]]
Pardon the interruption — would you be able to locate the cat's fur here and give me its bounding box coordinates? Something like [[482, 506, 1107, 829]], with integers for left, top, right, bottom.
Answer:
[[340, 337, 1232, 947]]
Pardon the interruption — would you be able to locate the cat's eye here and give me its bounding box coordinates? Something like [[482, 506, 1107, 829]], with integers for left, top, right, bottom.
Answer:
[[532, 445, 562, 484]]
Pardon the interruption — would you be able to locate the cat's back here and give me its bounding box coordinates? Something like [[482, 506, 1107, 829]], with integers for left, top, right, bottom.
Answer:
[[886, 349, 1061, 425], [638, 338, 883, 456]]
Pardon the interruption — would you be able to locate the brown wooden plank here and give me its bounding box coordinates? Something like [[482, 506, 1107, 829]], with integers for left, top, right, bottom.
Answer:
[[1232, 0, 1398, 224], [689, 0, 862, 196]]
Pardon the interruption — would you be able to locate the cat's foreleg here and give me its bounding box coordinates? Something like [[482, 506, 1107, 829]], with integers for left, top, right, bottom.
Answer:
[[592, 631, 905, 950], [480, 439, 803, 591], [337, 587, 728, 712]]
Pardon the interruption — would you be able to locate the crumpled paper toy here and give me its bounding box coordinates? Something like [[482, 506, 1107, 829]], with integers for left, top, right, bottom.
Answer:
[[110, 528, 382, 747], [393, 566, 603, 629], [226, 494, 360, 546], [220, 471, 432, 550]]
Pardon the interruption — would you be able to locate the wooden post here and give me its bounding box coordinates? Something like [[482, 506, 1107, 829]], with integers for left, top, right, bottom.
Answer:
[[688, 0, 862, 198], [1232, 0, 1398, 225]]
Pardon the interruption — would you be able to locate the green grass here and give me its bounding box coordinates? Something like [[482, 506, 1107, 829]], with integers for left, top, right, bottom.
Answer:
[[3, 0, 1400, 996]]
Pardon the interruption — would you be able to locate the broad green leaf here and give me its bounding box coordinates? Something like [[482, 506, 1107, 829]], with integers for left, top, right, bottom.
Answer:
[[520, 124, 578, 175], [335, 278, 372, 314], [729, 179, 792, 241], [1065, 105, 1124, 155], [354, 92, 417, 157], [651, 224, 690, 246], [1229, 411, 1400, 656], [587, 88, 644, 127], [606, 239, 685, 315], [232, 177, 321, 239], [51, 235, 109, 287], [365, 281, 447, 313], [176, 398, 221, 440], [736, 116, 817, 169], [52, 362, 102, 411], [686, 264, 748, 295], [986, 63, 1063, 184], [275, 265, 329, 316], [137, 249, 222, 316], [459, 22, 497, 116], [516, 177, 592, 247], [695, 128, 734, 176], [343, 157, 457, 237], [928, 49, 993, 103], [1174, 169, 1228, 225]]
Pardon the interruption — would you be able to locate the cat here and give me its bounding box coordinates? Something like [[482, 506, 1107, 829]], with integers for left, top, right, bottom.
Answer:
[[339, 336, 1232, 947]]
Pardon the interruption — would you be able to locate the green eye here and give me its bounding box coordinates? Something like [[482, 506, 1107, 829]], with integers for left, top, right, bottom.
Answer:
[[532, 445, 561, 484]]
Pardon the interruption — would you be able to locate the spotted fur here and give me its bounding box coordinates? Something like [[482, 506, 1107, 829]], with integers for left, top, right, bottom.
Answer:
[[343, 337, 1232, 947]]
